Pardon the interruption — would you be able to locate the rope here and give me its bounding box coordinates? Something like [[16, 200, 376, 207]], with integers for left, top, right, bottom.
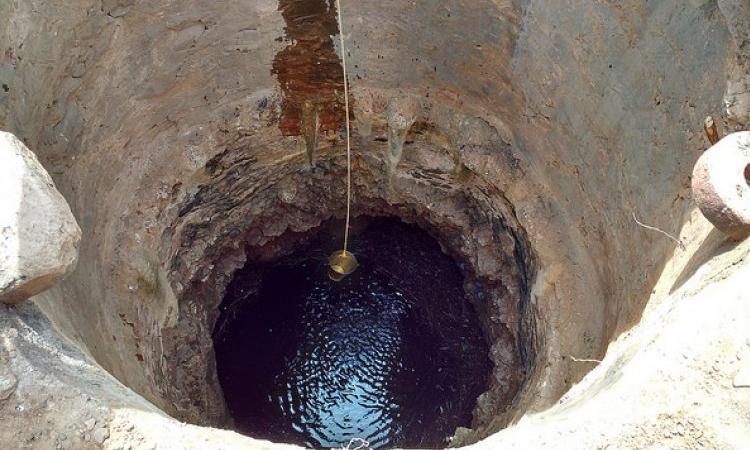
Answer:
[[336, 0, 352, 252]]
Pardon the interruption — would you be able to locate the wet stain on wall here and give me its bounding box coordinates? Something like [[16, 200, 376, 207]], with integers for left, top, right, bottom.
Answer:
[[272, 0, 346, 136]]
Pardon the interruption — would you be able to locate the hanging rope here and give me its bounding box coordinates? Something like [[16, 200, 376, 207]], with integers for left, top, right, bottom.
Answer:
[[328, 0, 359, 281], [336, 0, 352, 252]]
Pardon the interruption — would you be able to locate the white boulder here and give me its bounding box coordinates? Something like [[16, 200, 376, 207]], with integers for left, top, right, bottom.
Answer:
[[0, 132, 81, 304]]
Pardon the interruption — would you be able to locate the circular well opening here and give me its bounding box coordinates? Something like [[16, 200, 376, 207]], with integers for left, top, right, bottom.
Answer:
[[213, 216, 494, 449]]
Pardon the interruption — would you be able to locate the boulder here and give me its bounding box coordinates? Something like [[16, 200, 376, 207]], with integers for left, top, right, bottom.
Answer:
[[692, 132, 750, 240], [0, 132, 81, 304]]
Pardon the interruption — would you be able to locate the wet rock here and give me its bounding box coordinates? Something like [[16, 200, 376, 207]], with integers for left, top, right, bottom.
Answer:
[[271, 0, 345, 136], [385, 96, 420, 180], [0, 132, 81, 304]]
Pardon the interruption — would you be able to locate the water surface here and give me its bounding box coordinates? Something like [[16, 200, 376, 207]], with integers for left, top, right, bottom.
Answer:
[[214, 218, 491, 449]]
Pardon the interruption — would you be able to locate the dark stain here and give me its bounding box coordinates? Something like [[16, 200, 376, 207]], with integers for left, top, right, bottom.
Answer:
[[272, 0, 346, 136]]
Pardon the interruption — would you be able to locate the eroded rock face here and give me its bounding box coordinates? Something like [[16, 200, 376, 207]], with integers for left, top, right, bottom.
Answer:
[[719, 0, 750, 128], [0, 132, 81, 304], [0, 363, 16, 401], [157, 91, 534, 429]]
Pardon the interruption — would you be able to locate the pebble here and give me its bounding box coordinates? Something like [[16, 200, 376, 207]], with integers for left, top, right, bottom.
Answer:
[[56, 433, 72, 450], [92, 426, 109, 444], [84, 418, 97, 431]]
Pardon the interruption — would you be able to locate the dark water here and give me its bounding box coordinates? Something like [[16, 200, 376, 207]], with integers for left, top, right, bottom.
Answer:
[[214, 218, 492, 449]]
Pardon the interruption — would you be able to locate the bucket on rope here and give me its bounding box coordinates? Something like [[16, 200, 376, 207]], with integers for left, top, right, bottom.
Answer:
[[328, 250, 358, 281]]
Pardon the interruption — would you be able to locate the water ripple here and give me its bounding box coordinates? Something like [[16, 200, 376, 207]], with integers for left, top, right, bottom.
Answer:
[[215, 218, 492, 449]]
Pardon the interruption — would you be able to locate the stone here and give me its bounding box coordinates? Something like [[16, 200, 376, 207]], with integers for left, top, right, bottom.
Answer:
[[691, 132, 750, 240], [70, 62, 85, 79], [102, 0, 132, 18], [718, 0, 750, 127], [55, 433, 72, 450], [0, 132, 81, 304], [92, 426, 109, 444], [83, 418, 96, 431], [0, 364, 17, 400]]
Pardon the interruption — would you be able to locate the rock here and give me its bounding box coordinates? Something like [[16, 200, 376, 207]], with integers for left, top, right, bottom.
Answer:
[[102, 0, 132, 18], [83, 418, 97, 431], [691, 132, 750, 240], [0, 364, 17, 400], [0, 132, 81, 304], [92, 426, 109, 444], [55, 433, 72, 450], [70, 62, 86, 79], [718, 0, 750, 127]]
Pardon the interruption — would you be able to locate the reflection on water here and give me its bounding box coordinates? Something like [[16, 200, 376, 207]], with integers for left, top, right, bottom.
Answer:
[[214, 218, 491, 449]]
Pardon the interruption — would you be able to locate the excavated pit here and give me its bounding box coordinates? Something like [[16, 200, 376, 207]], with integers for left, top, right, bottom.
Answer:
[[2, 0, 739, 448], [158, 129, 537, 441]]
